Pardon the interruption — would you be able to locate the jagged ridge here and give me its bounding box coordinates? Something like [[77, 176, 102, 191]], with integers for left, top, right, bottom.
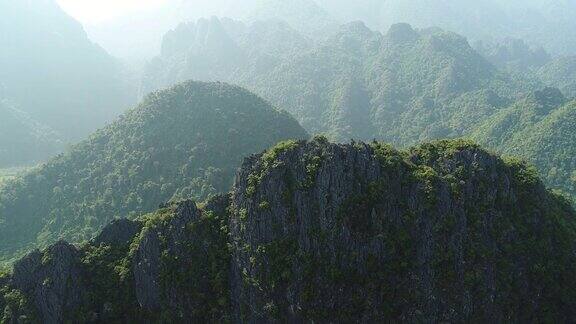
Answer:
[[1, 138, 575, 322]]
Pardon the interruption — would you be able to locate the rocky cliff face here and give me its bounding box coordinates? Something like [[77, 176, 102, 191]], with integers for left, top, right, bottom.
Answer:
[[11, 242, 86, 324], [230, 138, 576, 322], [1, 139, 575, 323]]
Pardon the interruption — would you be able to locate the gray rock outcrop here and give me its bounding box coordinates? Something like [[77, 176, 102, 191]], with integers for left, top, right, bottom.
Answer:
[[11, 241, 85, 324]]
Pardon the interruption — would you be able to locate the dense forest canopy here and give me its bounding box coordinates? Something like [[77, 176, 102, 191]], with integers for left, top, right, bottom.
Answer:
[[1, 139, 575, 322], [0, 81, 308, 264], [1, 1, 576, 321], [140, 17, 576, 201]]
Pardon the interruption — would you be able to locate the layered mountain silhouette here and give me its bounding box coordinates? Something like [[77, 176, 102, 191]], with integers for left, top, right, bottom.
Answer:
[[0, 0, 135, 167], [0, 81, 308, 264], [1, 138, 575, 322]]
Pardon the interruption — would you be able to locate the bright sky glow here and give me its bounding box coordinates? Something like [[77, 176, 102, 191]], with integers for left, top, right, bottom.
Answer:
[[56, 0, 169, 24]]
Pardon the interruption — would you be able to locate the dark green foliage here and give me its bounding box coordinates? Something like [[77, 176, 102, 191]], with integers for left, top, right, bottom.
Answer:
[[156, 208, 231, 322], [2, 139, 576, 322], [70, 199, 231, 323], [234, 138, 576, 322], [77, 243, 139, 322], [0, 286, 37, 324], [0, 81, 308, 265]]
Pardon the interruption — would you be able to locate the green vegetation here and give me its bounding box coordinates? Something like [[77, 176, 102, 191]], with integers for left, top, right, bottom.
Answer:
[[538, 56, 576, 98], [318, 0, 576, 56], [234, 138, 576, 321], [171, 210, 231, 321], [472, 90, 576, 201], [1, 139, 575, 322], [0, 168, 28, 187], [0, 81, 308, 265], [0, 100, 64, 168], [143, 18, 576, 201], [247, 140, 302, 197], [0, 286, 37, 323], [144, 18, 540, 146]]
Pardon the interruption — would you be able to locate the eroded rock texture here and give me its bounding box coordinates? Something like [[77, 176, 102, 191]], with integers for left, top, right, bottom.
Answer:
[[230, 138, 576, 322], [2, 139, 575, 323], [12, 242, 85, 324]]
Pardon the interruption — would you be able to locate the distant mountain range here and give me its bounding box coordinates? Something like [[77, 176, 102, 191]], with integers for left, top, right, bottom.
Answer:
[[0, 0, 136, 167], [142, 17, 576, 203], [316, 0, 576, 56], [83, 0, 576, 61]]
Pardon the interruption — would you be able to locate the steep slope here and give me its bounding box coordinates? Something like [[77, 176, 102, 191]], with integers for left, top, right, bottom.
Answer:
[[1, 138, 575, 322], [471, 88, 576, 199], [143, 20, 533, 144], [0, 99, 64, 167], [0, 0, 135, 166], [0, 81, 308, 264], [251, 23, 528, 144], [537, 56, 576, 98]]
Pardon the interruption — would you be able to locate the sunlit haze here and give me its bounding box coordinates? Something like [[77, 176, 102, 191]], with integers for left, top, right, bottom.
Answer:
[[56, 0, 169, 24]]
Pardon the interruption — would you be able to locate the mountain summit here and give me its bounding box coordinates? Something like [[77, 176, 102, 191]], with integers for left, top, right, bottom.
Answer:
[[0, 81, 308, 264], [1, 138, 575, 322]]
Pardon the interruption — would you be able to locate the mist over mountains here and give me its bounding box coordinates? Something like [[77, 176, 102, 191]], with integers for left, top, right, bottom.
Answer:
[[82, 0, 576, 61], [0, 0, 136, 167], [2, 0, 576, 322]]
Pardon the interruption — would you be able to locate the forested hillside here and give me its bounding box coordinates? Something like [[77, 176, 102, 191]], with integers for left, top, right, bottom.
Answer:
[[2, 1, 576, 321], [537, 56, 576, 98], [141, 17, 576, 202], [472, 88, 576, 200], [143, 19, 534, 144], [0, 81, 308, 264], [0, 0, 135, 167], [1, 138, 575, 322], [0, 99, 63, 167], [474, 38, 551, 72]]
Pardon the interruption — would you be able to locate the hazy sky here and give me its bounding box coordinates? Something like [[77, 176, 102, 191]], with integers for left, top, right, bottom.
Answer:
[[57, 0, 169, 24]]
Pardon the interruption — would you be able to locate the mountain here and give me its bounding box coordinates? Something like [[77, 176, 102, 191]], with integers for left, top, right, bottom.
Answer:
[[313, 0, 576, 56], [537, 56, 576, 98], [143, 18, 576, 199], [247, 0, 339, 37], [0, 0, 135, 167], [143, 19, 533, 144], [0, 99, 64, 167], [83, 0, 333, 62], [471, 88, 576, 199], [473, 39, 576, 99], [474, 37, 551, 72], [0, 81, 308, 264], [1, 138, 575, 322]]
